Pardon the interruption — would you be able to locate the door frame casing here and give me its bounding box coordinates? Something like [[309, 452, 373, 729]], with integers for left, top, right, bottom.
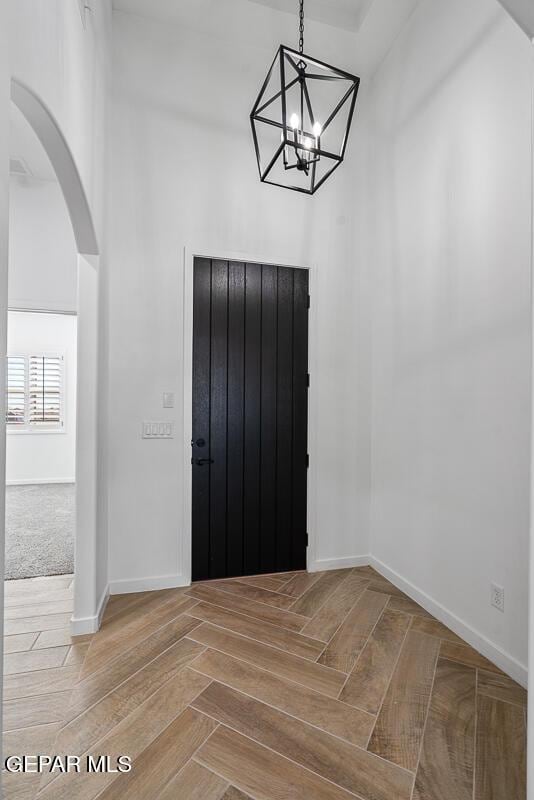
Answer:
[[182, 245, 318, 584]]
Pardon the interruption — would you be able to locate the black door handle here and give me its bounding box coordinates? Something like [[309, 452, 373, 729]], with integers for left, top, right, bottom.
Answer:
[[195, 458, 214, 466]]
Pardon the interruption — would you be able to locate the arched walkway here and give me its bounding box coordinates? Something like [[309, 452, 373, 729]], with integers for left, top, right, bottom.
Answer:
[[9, 78, 102, 633]]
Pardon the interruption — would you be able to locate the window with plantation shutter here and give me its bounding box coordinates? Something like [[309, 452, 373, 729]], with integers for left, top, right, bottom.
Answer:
[[6, 357, 26, 425], [5, 354, 64, 431]]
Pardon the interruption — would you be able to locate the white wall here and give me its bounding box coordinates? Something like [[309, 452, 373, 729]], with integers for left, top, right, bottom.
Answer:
[[109, 7, 372, 590], [6, 311, 77, 485], [8, 176, 77, 312], [369, 0, 533, 681], [0, 0, 10, 758]]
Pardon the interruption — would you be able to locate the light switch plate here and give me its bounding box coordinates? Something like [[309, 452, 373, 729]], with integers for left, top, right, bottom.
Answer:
[[163, 392, 175, 409], [142, 421, 174, 439]]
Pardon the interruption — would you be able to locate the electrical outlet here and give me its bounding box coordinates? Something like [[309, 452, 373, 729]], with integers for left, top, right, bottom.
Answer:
[[491, 583, 504, 613]]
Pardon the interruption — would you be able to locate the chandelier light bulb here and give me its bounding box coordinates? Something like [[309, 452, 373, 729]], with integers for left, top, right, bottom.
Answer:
[[290, 113, 300, 130], [303, 137, 312, 149], [312, 122, 322, 138]]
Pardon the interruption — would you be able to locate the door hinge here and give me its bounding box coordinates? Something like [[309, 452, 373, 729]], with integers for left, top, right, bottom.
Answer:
[[307, 294, 311, 309], [305, 533, 309, 547], [306, 454, 310, 468], [306, 373, 310, 388]]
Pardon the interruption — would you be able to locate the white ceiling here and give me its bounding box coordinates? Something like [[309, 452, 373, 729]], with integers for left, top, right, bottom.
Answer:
[[247, 0, 375, 33], [113, 0, 421, 75], [10, 104, 57, 182]]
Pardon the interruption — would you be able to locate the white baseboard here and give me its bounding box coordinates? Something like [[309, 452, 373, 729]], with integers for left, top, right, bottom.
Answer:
[[308, 555, 370, 573], [109, 573, 190, 595], [6, 478, 75, 486], [71, 584, 109, 636], [369, 556, 528, 688]]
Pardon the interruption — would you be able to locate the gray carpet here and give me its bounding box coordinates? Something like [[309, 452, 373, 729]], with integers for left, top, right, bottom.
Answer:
[[5, 484, 75, 579]]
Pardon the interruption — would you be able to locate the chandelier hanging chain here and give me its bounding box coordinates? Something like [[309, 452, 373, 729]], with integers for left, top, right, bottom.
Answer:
[[298, 0, 304, 54]]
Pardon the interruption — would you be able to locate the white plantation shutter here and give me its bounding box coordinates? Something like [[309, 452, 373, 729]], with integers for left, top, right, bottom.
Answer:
[[5, 354, 64, 430], [29, 356, 63, 426], [6, 357, 26, 425]]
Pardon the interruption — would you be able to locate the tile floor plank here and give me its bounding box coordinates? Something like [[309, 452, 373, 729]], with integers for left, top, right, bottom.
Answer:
[[300, 571, 371, 643], [65, 614, 201, 722], [185, 602, 324, 660], [4, 600, 73, 620], [319, 589, 389, 672], [289, 570, 349, 616], [3, 721, 61, 755], [192, 681, 413, 800], [80, 594, 199, 677], [190, 649, 374, 747], [222, 788, 253, 800], [5, 575, 73, 596], [412, 658, 476, 800], [3, 690, 71, 731], [236, 575, 293, 592], [368, 630, 440, 771], [3, 722, 62, 800], [207, 580, 296, 609], [37, 668, 212, 800], [477, 669, 527, 707], [102, 591, 160, 625], [387, 596, 433, 618], [4, 646, 70, 676], [97, 707, 218, 800], [439, 642, 504, 675], [280, 572, 321, 599], [33, 629, 92, 650], [4, 633, 38, 654], [366, 576, 409, 598], [475, 695, 526, 800], [5, 612, 72, 636], [186, 584, 308, 631], [410, 616, 464, 645], [186, 623, 345, 698], [65, 642, 91, 667], [195, 725, 359, 800], [154, 759, 228, 800], [4, 588, 73, 608], [3, 664, 80, 700], [49, 638, 206, 762], [340, 608, 411, 714]]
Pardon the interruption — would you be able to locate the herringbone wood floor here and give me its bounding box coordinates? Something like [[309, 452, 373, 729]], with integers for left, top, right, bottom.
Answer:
[[2, 567, 527, 799]]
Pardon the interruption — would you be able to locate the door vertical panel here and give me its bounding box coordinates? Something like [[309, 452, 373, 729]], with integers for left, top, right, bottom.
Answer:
[[276, 267, 294, 571], [191, 258, 212, 581], [243, 263, 262, 574], [209, 260, 229, 578], [292, 268, 309, 569], [259, 264, 278, 573], [226, 261, 245, 576]]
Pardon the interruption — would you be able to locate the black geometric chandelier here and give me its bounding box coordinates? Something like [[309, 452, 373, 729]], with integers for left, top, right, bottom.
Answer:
[[250, 0, 360, 195]]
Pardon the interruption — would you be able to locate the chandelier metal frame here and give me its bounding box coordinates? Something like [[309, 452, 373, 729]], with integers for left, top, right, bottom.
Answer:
[[250, 1, 360, 195]]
